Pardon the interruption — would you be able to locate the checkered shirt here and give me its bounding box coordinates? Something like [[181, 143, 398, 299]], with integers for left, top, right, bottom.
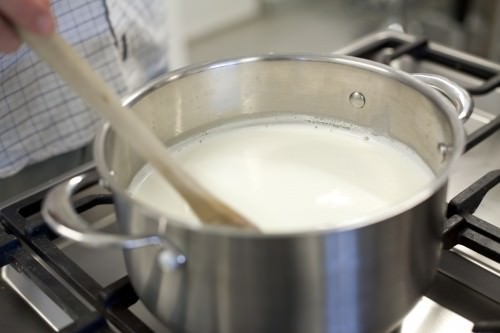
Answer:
[[0, 0, 170, 177]]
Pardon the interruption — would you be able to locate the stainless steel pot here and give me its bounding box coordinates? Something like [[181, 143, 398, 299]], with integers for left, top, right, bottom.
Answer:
[[42, 55, 472, 333]]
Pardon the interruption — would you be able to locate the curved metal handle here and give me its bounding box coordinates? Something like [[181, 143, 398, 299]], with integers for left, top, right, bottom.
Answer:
[[41, 173, 186, 270], [413, 73, 473, 122]]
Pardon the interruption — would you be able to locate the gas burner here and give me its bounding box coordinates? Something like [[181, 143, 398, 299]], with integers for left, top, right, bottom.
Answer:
[[1, 31, 500, 332]]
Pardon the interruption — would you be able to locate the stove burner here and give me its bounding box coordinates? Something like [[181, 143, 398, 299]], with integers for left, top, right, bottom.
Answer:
[[1, 31, 500, 332]]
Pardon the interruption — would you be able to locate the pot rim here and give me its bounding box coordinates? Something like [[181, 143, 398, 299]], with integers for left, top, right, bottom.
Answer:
[[94, 54, 465, 237]]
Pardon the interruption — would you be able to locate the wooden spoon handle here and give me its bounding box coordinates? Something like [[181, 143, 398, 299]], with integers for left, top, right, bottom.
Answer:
[[19, 29, 258, 231]]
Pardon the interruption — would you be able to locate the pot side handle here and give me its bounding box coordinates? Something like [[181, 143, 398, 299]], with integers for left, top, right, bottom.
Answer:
[[41, 172, 186, 271], [413, 73, 473, 122]]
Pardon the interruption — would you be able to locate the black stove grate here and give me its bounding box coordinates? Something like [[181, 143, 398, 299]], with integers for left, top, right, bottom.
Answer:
[[438, 170, 500, 333], [0, 169, 153, 333], [345, 37, 500, 96], [445, 170, 500, 262], [344, 35, 500, 153], [0, 33, 500, 332]]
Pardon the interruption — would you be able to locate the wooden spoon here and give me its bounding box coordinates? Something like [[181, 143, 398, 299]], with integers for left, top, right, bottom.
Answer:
[[19, 29, 259, 232]]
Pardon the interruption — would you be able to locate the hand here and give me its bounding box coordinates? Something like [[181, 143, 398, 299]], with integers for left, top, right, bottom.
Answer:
[[0, 0, 55, 53]]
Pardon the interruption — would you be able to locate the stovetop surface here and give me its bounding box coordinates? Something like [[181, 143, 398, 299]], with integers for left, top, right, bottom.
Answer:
[[0, 31, 499, 333]]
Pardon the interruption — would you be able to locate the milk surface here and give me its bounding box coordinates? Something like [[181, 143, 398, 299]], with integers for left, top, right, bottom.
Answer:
[[129, 117, 434, 233]]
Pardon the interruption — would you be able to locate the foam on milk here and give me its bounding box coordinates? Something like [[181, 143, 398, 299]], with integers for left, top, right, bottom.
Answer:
[[128, 116, 434, 233]]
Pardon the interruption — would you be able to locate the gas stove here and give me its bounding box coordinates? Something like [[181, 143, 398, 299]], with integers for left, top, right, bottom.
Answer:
[[0, 30, 499, 333]]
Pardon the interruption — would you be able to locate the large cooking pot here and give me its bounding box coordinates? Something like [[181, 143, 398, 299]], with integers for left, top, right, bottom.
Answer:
[[42, 55, 472, 333]]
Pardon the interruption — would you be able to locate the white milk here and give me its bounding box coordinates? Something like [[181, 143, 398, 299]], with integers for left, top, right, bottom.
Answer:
[[128, 117, 434, 233]]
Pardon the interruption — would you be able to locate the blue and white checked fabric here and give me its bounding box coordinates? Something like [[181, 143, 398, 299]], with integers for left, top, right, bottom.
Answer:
[[0, 0, 170, 178]]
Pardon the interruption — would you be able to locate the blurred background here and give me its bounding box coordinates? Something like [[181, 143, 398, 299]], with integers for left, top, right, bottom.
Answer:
[[167, 0, 500, 69]]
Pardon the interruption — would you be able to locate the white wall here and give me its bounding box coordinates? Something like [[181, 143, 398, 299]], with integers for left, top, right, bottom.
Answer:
[[166, 0, 261, 69], [182, 0, 260, 41]]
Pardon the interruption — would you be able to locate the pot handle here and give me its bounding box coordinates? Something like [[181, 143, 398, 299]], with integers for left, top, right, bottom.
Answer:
[[41, 172, 187, 271], [413, 73, 473, 122]]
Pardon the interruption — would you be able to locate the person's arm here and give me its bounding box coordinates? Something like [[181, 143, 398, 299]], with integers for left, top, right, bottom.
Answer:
[[0, 0, 55, 53]]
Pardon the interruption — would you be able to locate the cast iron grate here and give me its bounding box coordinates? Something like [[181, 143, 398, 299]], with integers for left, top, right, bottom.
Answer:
[[0, 169, 153, 333], [344, 35, 500, 152], [441, 170, 500, 333], [345, 37, 500, 95]]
